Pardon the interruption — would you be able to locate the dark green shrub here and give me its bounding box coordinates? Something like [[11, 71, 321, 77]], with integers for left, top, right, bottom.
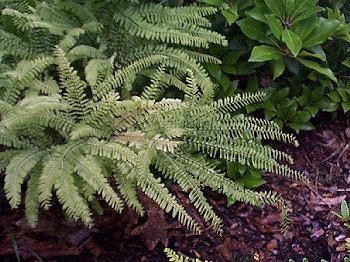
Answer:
[[200, 0, 350, 132]]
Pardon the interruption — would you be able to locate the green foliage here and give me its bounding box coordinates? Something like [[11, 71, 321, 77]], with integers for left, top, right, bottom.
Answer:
[[332, 200, 350, 229], [235, 0, 345, 81], [164, 247, 208, 262], [0, 0, 304, 233], [199, 0, 350, 132]]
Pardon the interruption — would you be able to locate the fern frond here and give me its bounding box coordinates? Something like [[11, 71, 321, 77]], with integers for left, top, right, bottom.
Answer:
[[18, 95, 68, 111], [54, 167, 93, 226], [164, 247, 207, 262], [114, 98, 185, 132], [188, 92, 267, 122], [113, 163, 145, 215], [188, 115, 298, 146], [75, 155, 124, 212], [155, 152, 222, 233], [0, 0, 32, 13], [114, 6, 226, 48], [55, 46, 90, 119], [38, 141, 85, 209], [85, 138, 138, 165], [93, 55, 166, 99], [70, 124, 110, 140], [4, 56, 55, 104], [0, 100, 12, 115], [57, 28, 85, 51], [141, 65, 166, 100], [84, 58, 113, 87], [2, 8, 67, 34], [30, 78, 60, 96], [140, 3, 212, 28], [0, 150, 19, 172], [0, 127, 30, 148], [174, 153, 263, 205], [173, 5, 218, 17], [143, 71, 192, 100], [122, 45, 215, 100], [2, 111, 75, 136], [136, 152, 201, 234], [25, 168, 40, 227], [185, 138, 307, 182], [181, 50, 222, 64], [4, 149, 43, 208], [68, 45, 105, 61], [0, 29, 33, 58]]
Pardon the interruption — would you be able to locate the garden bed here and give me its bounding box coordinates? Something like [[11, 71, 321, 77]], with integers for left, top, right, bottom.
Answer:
[[0, 114, 349, 262]]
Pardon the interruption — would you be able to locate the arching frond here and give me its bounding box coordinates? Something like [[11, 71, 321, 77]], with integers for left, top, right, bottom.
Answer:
[[4, 149, 44, 208], [75, 155, 124, 212]]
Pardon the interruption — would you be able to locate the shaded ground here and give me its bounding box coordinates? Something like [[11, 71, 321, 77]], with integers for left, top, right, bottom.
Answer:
[[0, 114, 350, 262]]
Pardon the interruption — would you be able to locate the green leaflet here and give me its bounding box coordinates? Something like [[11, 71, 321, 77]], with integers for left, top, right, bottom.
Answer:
[[237, 17, 269, 41], [249, 45, 281, 62], [272, 58, 285, 79], [303, 18, 340, 48], [266, 14, 283, 39], [297, 58, 337, 83], [264, 0, 284, 18], [281, 29, 302, 57]]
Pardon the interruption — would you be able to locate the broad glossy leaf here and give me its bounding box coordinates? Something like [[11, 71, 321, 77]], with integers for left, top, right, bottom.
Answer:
[[249, 45, 281, 62], [291, 16, 317, 40], [303, 18, 340, 48], [299, 50, 325, 61], [284, 0, 295, 17], [306, 106, 318, 117], [282, 29, 302, 57], [222, 51, 241, 65], [206, 64, 222, 79], [272, 58, 285, 79], [328, 90, 341, 103], [341, 101, 350, 112], [298, 58, 337, 83], [221, 65, 236, 74], [221, 7, 239, 26], [264, 0, 284, 18], [292, 6, 324, 24], [266, 14, 283, 39], [200, 0, 224, 5], [337, 88, 350, 100], [284, 57, 300, 74], [318, 97, 338, 112], [291, 0, 318, 20], [291, 111, 312, 124], [237, 18, 268, 41], [340, 200, 349, 220], [342, 58, 350, 68], [246, 7, 268, 23], [237, 171, 266, 188]]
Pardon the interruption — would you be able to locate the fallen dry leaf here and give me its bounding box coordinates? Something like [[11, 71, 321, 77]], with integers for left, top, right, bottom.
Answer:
[[130, 193, 179, 251], [266, 239, 278, 252], [322, 195, 346, 206]]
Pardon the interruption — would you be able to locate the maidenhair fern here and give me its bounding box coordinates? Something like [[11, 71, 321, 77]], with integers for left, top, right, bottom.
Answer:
[[164, 247, 207, 262], [0, 0, 306, 233]]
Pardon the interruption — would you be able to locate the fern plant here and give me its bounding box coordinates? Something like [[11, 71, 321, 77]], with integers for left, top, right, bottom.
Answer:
[[0, 0, 306, 233], [164, 247, 207, 262]]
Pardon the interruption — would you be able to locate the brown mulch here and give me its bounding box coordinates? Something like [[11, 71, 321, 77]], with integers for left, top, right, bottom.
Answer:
[[0, 114, 350, 262]]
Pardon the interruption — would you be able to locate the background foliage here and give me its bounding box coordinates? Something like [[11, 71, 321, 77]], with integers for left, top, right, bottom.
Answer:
[[200, 0, 350, 132]]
